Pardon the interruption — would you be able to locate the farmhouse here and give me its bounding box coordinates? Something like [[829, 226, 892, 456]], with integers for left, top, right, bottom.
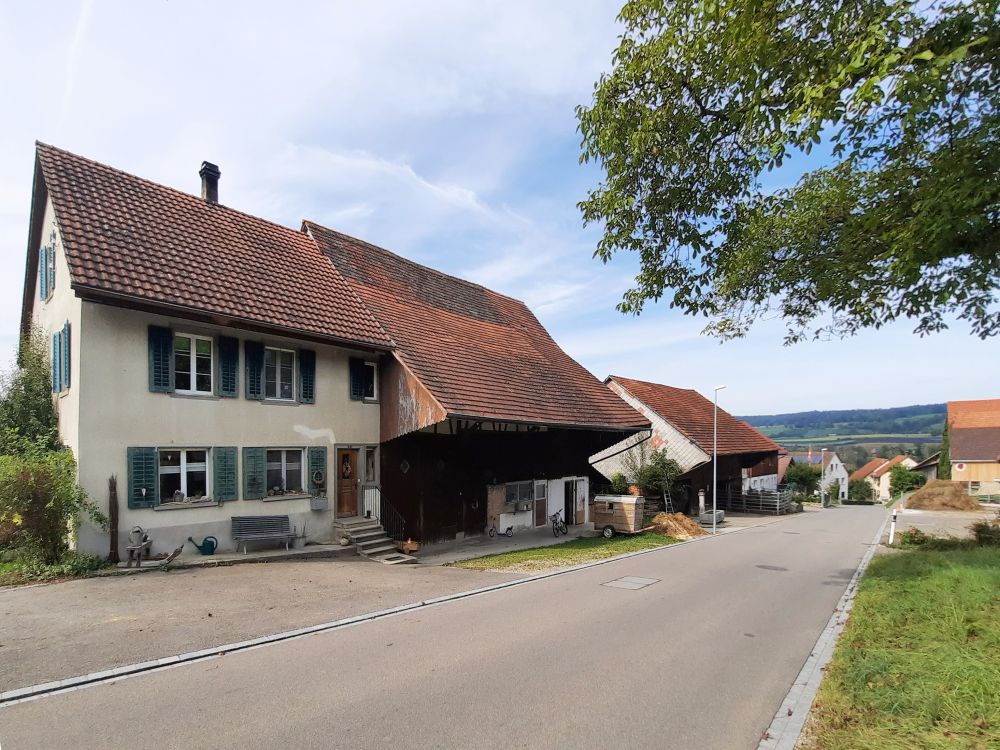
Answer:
[[946, 399, 1000, 496], [22, 143, 648, 557]]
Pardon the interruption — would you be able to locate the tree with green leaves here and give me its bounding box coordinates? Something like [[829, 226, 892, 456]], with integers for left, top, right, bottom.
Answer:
[[848, 478, 875, 501], [0, 328, 61, 456], [938, 422, 952, 479], [889, 464, 926, 496], [578, 0, 1000, 343], [785, 462, 822, 495]]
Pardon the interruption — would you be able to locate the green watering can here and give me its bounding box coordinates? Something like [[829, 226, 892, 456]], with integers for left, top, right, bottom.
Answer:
[[187, 536, 218, 555]]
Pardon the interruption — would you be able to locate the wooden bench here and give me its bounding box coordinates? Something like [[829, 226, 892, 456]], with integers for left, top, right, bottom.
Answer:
[[231, 515, 294, 554]]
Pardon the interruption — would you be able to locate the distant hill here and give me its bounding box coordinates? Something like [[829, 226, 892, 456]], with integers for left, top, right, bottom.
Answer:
[[739, 403, 946, 441]]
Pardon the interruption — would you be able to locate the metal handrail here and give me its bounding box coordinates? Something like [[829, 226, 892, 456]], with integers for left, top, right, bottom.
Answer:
[[361, 484, 407, 541]]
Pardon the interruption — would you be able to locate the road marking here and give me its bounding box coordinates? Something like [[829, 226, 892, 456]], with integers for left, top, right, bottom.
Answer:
[[756, 509, 889, 750], [0, 513, 795, 708]]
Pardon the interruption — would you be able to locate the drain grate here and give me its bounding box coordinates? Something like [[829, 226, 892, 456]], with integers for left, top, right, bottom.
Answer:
[[602, 576, 660, 590]]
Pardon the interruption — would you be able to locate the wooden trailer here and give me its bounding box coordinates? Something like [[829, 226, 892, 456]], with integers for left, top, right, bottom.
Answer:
[[592, 495, 647, 538]]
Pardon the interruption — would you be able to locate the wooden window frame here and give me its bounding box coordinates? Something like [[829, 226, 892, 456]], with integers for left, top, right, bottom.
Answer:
[[363, 361, 378, 401], [264, 347, 296, 401], [174, 332, 214, 396], [158, 447, 211, 503]]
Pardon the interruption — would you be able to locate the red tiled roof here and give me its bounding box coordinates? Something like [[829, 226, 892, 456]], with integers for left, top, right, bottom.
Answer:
[[777, 454, 794, 483], [948, 398, 1000, 429], [950, 428, 1000, 462], [849, 458, 886, 481], [871, 454, 910, 478], [33, 143, 390, 348], [307, 222, 649, 431], [607, 376, 780, 455]]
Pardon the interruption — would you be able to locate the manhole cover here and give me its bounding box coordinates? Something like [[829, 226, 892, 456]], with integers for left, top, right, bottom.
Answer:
[[602, 576, 659, 590]]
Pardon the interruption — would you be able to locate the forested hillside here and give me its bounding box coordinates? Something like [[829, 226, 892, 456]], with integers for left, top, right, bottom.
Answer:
[[740, 403, 945, 440]]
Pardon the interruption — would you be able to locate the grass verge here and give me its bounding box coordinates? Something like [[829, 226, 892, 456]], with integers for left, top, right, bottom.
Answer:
[[450, 532, 679, 573], [802, 547, 1000, 750], [0, 552, 107, 587]]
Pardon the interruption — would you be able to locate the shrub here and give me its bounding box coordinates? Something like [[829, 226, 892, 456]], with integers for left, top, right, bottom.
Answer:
[[0, 451, 105, 563], [609, 472, 629, 495], [897, 526, 928, 547], [889, 464, 925, 496], [622, 445, 681, 498], [848, 478, 874, 502], [785, 462, 822, 495], [971, 517, 1000, 547]]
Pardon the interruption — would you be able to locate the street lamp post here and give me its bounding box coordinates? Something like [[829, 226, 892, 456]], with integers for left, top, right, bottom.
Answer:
[[713, 385, 727, 535], [820, 448, 827, 508]]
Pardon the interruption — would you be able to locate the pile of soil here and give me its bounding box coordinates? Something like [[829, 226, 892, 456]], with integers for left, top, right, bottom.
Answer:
[[906, 480, 981, 511], [650, 512, 707, 540]]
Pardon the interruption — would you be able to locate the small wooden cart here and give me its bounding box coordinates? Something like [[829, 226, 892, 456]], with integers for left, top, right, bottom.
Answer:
[[592, 495, 647, 538]]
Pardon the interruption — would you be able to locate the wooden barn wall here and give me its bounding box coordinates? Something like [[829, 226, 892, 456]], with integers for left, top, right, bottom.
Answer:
[[380, 428, 631, 542]]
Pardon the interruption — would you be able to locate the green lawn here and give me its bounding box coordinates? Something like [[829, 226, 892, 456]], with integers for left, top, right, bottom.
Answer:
[[450, 532, 679, 572], [804, 548, 1000, 750]]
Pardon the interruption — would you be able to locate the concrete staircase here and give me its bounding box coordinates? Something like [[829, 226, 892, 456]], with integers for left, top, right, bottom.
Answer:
[[335, 517, 417, 565]]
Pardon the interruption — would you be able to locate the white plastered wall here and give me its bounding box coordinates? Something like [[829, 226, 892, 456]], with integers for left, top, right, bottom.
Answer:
[[72, 302, 381, 556], [30, 200, 83, 460], [591, 381, 709, 480]]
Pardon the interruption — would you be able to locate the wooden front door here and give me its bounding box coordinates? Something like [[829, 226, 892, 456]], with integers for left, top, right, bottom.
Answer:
[[337, 449, 359, 517]]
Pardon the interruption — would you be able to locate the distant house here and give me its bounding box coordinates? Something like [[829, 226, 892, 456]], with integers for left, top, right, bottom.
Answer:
[[591, 377, 780, 514], [849, 455, 917, 501], [947, 399, 1000, 496], [788, 451, 849, 500], [777, 453, 795, 485]]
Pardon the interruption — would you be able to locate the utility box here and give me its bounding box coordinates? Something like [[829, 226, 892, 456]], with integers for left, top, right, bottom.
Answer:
[[593, 494, 645, 535]]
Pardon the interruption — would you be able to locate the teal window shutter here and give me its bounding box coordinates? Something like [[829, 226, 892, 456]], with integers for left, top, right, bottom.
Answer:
[[127, 447, 158, 508], [38, 246, 48, 300], [348, 357, 365, 400], [308, 446, 328, 494], [51, 332, 61, 393], [213, 447, 238, 501], [242, 447, 265, 499], [244, 341, 264, 400], [298, 349, 316, 404], [61, 321, 71, 390], [148, 325, 173, 392], [216, 335, 239, 397]]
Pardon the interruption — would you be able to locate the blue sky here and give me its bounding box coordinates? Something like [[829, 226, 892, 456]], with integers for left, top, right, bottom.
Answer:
[[0, 1, 996, 415]]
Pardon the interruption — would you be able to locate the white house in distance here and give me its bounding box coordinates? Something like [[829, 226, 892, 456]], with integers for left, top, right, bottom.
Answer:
[[787, 451, 849, 500]]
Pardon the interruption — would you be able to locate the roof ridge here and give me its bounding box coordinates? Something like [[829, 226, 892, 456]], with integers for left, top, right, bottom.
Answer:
[[609, 374, 698, 394], [303, 219, 534, 312], [36, 141, 312, 243]]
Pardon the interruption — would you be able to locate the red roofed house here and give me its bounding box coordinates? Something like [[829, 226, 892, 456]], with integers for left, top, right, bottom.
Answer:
[[21, 144, 648, 557], [947, 399, 1000, 495], [592, 376, 781, 514], [849, 455, 917, 501]]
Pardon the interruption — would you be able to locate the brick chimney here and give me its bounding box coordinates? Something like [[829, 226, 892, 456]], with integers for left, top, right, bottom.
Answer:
[[199, 161, 220, 204]]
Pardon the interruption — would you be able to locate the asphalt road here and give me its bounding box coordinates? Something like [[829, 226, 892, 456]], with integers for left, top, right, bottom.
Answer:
[[0, 505, 884, 750]]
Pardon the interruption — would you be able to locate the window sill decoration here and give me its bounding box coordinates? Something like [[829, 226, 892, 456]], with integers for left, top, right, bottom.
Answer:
[[154, 499, 220, 511]]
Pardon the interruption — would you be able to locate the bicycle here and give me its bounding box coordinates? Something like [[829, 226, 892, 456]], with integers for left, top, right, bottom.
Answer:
[[550, 509, 568, 537]]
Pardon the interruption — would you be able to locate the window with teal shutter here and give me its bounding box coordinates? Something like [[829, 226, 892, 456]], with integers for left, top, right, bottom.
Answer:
[[148, 326, 173, 392], [51, 332, 61, 393], [61, 322, 71, 390], [127, 447, 158, 508], [38, 246, 48, 300], [47, 244, 56, 294], [213, 447, 238, 501], [216, 336, 239, 397], [244, 341, 264, 400], [298, 349, 316, 404], [308, 446, 327, 494], [348, 358, 365, 400], [242, 447, 266, 499]]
